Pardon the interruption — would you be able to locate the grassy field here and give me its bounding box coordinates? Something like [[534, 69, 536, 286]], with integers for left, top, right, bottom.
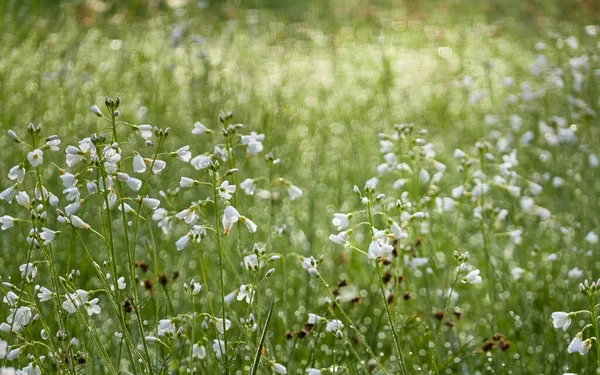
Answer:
[[1, 1, 600, 374]]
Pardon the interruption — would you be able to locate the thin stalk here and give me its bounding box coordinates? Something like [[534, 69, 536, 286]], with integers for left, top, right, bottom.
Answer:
[[212, 171, 230, 375], [110, 109, 153, 375], [367, 199, 409, 375], [590, 297, 600, 367], [316, 274, 390, 375]]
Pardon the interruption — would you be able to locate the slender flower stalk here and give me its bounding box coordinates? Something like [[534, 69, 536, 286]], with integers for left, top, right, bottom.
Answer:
[[366, 198, 409, 375], [212, 169, 230, 375]]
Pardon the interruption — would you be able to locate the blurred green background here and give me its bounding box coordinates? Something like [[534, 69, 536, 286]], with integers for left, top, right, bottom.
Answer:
[[1, 0, 600, 373]]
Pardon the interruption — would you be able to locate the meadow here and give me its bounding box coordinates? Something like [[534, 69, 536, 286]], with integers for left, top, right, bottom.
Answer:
[[1, 1, 600, 374]]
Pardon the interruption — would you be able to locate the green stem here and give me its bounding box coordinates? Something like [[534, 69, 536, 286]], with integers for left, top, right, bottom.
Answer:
[[367, 199, 408, 375], [212, 171, 230, 375], [590, 297, 600, 367], [316, 274, 390, 375]]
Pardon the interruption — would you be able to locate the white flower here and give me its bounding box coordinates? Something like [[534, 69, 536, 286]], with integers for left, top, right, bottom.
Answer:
[[137, 125, 153, 139], [158, 319, 176, 337], [212, 339, 226, 358], [0, 185, 17, 203], [218, 181, 236, 200], [85, 297, 101, 316], [390, 222, 407, 239], [240, 179, 257, 195], [365, 177, 379, 190], [325, 319, 344, 332], [465, 269, 482, 284], [453, 149, 467, 159], [90, 105, 102, 116], [172, 146, 191, 162], [16, 192, 31, 210], [180, 177, 197, 188], [70, 215, 90, 229], [6, 307, 32, 332], [117, 277, 126, 290], [237, 284, 254, 304], [27, 149, 43, 167], [6, 346, 22, 361], [301, 256, 317, 270], [328, 231, 349, 245], [568, 333, 591, 355], [368, 240, 383, 259], [8, 166, 25, 183], [568, 267, 583, 279], [175, 234, 190, 251], [133, 153, 146, 173], [287, 185, 302, 200], [19, 263, 37, 282], [0, 339, 6, 359], [192, 344, 206, 359], [528, 181, 543, 195], [307, 313, 322, 325], [585, 231, 599, 245], [215, 318, 231, 334], [244, 254, 259, 270], [3, 292, 18, 306], [190, 154, 212, 170], [506, 185, 521, 198], [241, 132, 265, 156], [214, 145, 228, 161], [139, 196, 160, 210], [271, 362, 287, 374], [241, 217, 257, 233], [332, 213, 349, 231], [190, 280, 202, 295], [552, 176, 564, 188], [37, 287, 53, 302], [150, 159, 166, 174], [552, 312, 571, 331], [222, 206, 240, 234], [306, 369, 322, 375], [62, 289, 89, 314], [511, 267, 525, 280], [192, 122, 208, 135], [39, 227, 56, 245], [0, 216, 15, 231]]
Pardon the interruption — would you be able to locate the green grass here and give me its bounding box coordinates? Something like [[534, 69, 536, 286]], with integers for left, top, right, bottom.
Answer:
[[0, 1, 600, 374]]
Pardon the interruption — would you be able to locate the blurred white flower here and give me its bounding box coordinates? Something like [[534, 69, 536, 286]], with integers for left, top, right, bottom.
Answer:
[[192, 343, 206, 359], [270, 362, 287, 374], [137, 125, 153, 139], [551, 312, 571, 331], [568, 333, 591, 355], [568, 267, 583, 279], [287, 185, 302, 200], [215, 318, 231, 335], [19, 263, 37, 282], [241, 132, 264, 156], [158, 319, 176, 337], [240, 178, 257, 195], [332, 213, 349, 231], [465, 270, 482, 284], [212, 339, 226, 358], [585, 231, 598, 245], [0, 216, 15, 231], [192, 122, 208, 135]]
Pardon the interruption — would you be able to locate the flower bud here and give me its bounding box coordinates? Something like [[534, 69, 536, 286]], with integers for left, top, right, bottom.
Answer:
[[8, 130, 21, 143]]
